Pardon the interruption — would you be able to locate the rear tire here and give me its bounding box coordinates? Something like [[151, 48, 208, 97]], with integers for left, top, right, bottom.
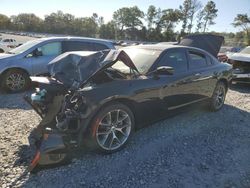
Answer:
[[1, 69, 31, 93], [209, 81, 226, 111], [87, 102, 135, 154]]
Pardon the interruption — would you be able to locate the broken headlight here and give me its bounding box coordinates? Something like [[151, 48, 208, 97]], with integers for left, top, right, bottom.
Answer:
[[31, 88, 47, 104]]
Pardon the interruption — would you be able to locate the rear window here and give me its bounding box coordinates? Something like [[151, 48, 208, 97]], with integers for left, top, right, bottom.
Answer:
[[188, 51, 207, 69]]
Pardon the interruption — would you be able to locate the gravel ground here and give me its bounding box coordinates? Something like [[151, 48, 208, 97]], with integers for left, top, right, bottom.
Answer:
[[0, 84, 250, 188]]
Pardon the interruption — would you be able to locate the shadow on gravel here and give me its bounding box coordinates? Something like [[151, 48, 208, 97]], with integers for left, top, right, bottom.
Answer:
[[13, 145, 35, 167], [0, 89, 33, 110], [229, 83, 250, 93], [13, 102, 250, 187]]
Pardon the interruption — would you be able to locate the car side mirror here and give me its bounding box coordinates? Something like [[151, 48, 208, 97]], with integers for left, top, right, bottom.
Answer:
[[33, 49, 42, 57], [154, 66, 174, 75]]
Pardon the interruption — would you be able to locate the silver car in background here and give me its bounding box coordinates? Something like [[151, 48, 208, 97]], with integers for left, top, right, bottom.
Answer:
[[0, 37, 115, 92]]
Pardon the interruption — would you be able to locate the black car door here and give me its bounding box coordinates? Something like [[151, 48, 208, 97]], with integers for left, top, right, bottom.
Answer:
[[154, 48, 196, 110], [186, 49, 214, 100]]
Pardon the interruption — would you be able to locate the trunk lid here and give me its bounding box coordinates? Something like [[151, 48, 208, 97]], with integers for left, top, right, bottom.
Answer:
[[179, 34, 224, 57]]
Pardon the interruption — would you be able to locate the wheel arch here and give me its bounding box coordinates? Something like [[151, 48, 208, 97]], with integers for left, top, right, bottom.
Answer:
[[78, 97, 138, 147], [99, 98, 138, 125], [0, 67, 30, 78], [218, 78, 228, 92]]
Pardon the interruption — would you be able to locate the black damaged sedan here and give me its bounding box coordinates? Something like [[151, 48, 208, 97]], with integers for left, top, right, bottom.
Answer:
[[25, 34, 233, 171]]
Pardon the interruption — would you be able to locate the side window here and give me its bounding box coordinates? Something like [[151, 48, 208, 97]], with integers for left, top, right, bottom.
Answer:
[[188, 51, 207, 69], [39, 42, 62, 56], [94, 43, 109, 51], [158, 49, 188, 73], [3, 39, 9, 42], [62, 41, 95, 52]]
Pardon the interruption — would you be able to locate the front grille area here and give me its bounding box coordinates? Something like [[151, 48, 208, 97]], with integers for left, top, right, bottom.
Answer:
[[229, 60, 250, 73]]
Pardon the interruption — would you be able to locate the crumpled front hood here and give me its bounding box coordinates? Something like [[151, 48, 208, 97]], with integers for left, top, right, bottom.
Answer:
[[47, 49, 138, 88]]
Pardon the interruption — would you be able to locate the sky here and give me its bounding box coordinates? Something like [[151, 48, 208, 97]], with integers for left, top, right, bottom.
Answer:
[[0, 0, 250, 33]]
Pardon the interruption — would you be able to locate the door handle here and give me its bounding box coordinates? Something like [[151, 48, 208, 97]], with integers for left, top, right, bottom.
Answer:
[[194, 73, 201, 76]]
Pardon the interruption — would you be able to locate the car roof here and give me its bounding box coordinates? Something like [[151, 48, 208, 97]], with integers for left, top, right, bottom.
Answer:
[[37, 36, 114, 44], [124, 44, 210, 54]]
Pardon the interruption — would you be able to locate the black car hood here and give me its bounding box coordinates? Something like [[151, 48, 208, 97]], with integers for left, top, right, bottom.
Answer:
[[48, 49, 138, 88], [179, 34, 224, 57]]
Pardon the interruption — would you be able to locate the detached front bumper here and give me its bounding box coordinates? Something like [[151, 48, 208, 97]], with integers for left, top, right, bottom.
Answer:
[[29, 132, 68, 172], [232, 73, 250, 83], [233, 73, 250, 78]]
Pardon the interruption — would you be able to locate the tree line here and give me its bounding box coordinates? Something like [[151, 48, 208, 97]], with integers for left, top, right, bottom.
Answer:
[[0, 0, 249, 44]]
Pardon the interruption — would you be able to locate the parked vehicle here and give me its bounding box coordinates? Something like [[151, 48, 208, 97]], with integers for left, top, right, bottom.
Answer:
[[24, 34, 232, 172], [217, 46, 241, 62], [0, 38, 18, 53], [228, 46, 250, 83], [0, 37, 115, 92]]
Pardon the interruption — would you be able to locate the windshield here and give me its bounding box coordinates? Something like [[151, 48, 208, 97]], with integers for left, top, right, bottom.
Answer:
[[239, 46, 250, 54], [112, 48, 161, 74], [8, 39, 41, 54]]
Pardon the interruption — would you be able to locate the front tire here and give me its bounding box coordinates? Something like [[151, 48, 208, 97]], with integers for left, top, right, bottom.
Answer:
[[88, 103, 135, 153], [209, 81, 226, 111], [1, 69, 30, 93]]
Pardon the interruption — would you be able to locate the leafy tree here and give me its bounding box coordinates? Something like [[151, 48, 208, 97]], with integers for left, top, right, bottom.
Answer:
[[91, 13, 104, 27], [232, 14, 250, 45], [146, 5, 158, 29], [11, 13, 43, 32], [145, 6, 163, 41], [187, 0, 202, 33], [196, 10, 204, 32], [179, 0, 190, 35], [196, 1, 218, 32], [161, 9, 182, 32], [145, 6, 181, 42], [180, 0, 202, 35], [0, 14, 11, 30], [99, 21, 116, 39], [113, 6, 144, 40], [44, 11, 75, 34], [72, 17, 98, 37]]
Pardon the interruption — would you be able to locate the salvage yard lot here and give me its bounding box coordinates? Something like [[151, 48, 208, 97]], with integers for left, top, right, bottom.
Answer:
[[0, 84, 250, 188]]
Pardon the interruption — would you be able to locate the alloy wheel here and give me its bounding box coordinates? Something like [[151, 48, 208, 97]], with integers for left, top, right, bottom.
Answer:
[[6, 73, 26, 91], [214, 84, 225, 109], [96, 109, 132, 151]]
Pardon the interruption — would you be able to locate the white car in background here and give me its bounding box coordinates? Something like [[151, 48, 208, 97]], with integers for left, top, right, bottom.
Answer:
[[0, 38, 18, 53], [228, 46, 250, 83]]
